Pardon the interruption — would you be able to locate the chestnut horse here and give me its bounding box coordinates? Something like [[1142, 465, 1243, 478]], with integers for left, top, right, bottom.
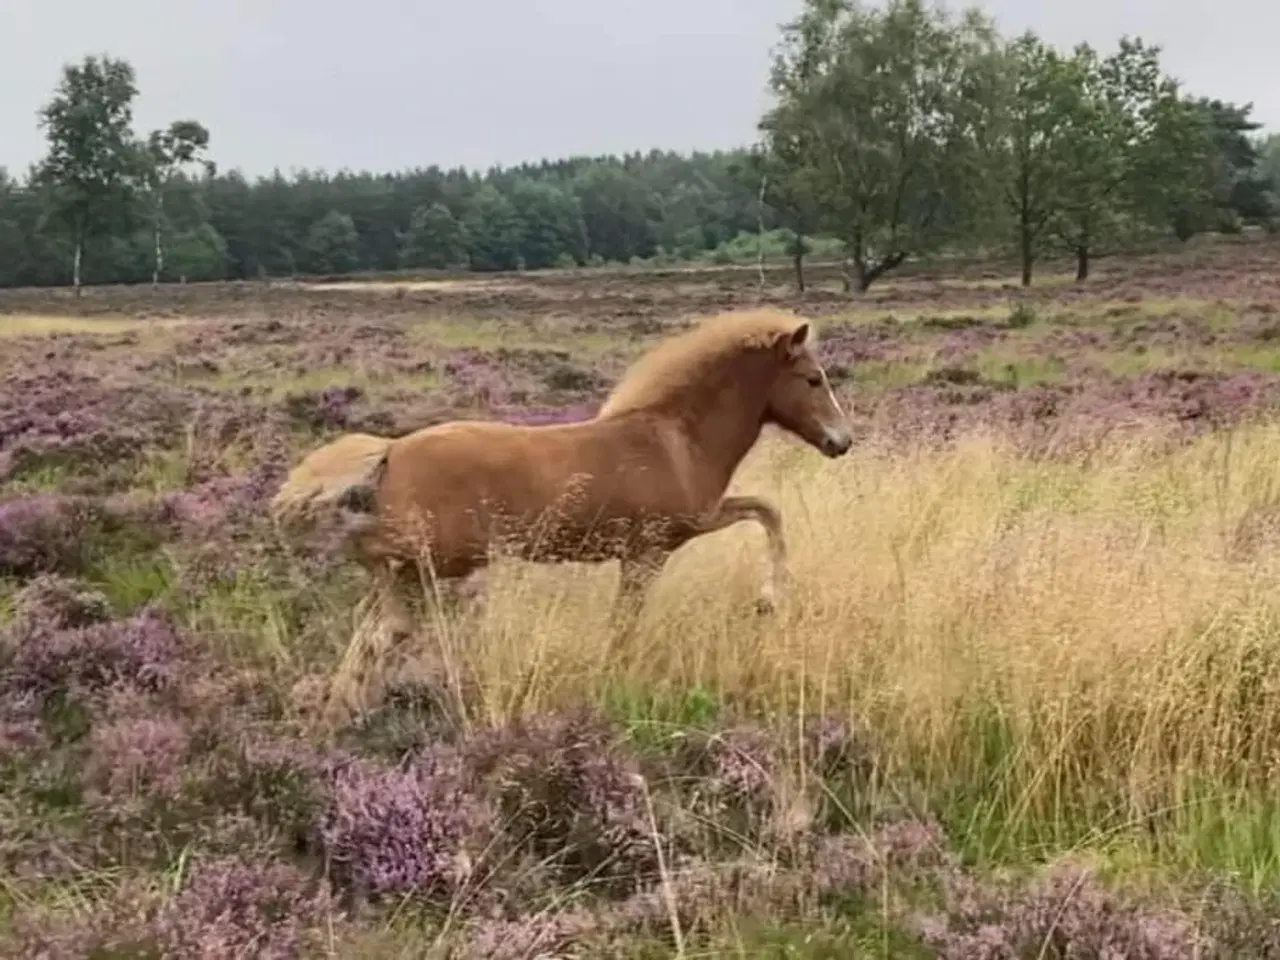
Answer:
[[271, 307, 853, 703]]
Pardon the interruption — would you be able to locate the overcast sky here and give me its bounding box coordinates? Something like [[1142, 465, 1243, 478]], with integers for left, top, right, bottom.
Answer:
[[2, 0, 1275, 180]]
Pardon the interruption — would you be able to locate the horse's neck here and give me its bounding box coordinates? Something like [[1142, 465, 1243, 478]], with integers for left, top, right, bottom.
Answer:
[[674, 364, 770, 493]]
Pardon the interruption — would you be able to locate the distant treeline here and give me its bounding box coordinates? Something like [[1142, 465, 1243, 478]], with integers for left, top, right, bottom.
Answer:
[[2, 0, 1279, 293], [0, 148, 804, 289]]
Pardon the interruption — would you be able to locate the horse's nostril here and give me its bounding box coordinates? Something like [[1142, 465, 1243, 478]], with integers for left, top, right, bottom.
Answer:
[[823, 433, 852, 457]]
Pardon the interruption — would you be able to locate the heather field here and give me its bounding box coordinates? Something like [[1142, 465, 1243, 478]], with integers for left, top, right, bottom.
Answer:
[[9, 237, 1280, 956]]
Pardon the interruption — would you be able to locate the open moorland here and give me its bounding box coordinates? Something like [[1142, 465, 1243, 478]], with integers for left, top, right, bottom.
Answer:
[[9, 237, 1280, 956]]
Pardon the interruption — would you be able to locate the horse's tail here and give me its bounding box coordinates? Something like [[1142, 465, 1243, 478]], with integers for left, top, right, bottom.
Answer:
[[270, 432, 393, 544]]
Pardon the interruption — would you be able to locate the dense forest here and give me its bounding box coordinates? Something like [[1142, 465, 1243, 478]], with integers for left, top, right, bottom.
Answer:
[[2, 0, 1278, 292]]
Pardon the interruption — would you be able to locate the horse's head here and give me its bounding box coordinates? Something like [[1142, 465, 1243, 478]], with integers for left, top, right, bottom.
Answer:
[[763, 322, 853, 459]]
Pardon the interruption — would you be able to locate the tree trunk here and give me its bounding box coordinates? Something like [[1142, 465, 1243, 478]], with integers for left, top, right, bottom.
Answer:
[[1019, 222, 1033, 287], [153, 223, 163, 288], [72, 236, 82, 298], [855, 251, 908, 292], [1075, 244, 1089, 282], [755, 173, 768, 294], [792, 247, 806, 293], [153, 195, 164, 289]]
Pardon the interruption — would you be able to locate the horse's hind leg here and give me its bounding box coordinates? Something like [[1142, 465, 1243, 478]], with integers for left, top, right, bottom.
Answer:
[[328, 561, 413, 723], [697, 495, 787, 614]]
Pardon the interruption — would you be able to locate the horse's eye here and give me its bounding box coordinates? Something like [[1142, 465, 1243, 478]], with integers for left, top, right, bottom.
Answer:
[[806, 374, 823, 388]]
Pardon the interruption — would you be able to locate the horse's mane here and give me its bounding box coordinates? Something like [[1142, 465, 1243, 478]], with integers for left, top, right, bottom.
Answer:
[[597, 307, 807, 418]]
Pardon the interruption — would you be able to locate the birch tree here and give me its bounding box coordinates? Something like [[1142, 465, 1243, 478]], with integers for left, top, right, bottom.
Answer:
[[34, 55, 141, 296], [142, 120, 213, 286]]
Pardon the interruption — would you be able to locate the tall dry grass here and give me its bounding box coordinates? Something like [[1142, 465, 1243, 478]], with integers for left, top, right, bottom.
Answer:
[[388, 421, 1280, 880]]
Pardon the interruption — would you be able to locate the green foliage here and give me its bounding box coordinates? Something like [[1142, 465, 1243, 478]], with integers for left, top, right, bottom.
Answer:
[[167, 223, 229, 281], [33, 55, 142, 291], [303, 209, 359, 275], [1048, 38, 1178, 279], [508, 178, 588, 268], [988, 33, 1084, 285], [762, 0, 1004, 291], [1260, 134, 1280, 191], [463, 183, 525, 271], [140, 120, 212, 284], [400, 202, 467, 270], [1, 29, 1275, 293], [571, 162, 659, 263]]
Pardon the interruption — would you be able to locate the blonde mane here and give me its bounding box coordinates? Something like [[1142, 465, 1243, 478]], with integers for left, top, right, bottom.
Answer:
[[597, 307, 808, 418]]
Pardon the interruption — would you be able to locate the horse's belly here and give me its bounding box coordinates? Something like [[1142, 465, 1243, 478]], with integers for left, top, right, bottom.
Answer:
[[506, 511, 689, 564]]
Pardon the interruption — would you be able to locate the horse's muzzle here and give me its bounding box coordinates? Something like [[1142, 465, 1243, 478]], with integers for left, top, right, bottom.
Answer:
[[820, 430, 853, 458]]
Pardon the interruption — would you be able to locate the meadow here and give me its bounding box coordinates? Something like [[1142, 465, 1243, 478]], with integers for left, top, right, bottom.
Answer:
[[6, 237, 1280, 956]]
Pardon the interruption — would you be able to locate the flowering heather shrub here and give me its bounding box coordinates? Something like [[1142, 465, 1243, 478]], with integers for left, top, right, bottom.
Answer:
[[316, 744, 488, 902], [493, 402, 597, 426], [1197, 882, 1280, 957], [466, 710, 656, 890], [803, 712, 879, 782], [82, 713, 190, 801], [460, 906, 604, 960], [3, 604, 183, 708], [443, 348, 515, 406], [0, 702, 44, 757], [820, 318, 913, 369], [0, 495, 112, 578], [669, 724, 780, 845], [809, 816, 958, 908], [156, 458, 287, 545], [11, 573, 112, 629], [7, 880, 161, 960], [686, 724, 777, 803], [186, 734, 348, 853], [153, 856, 339, 960], [281, 384, 363, 431], [158, 475, 262, 533], [460, 857, 808, 958], [0, 367, 210, 490], [911, 859, 1208, 959]]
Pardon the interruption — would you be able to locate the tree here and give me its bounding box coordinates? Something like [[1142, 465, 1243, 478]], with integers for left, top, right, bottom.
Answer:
[[167, 224, 228, 281], [1194, 101, 1277, 228], [1260, 133, 1280, 191], [755, 77, 826, 291], [304, 209, 359, 274], [463, 184, 524, 271], [571, 164, 658, 263], [400, 202, 468, 269], [509, 179, 588, 268], [1050, 38, 1190, 281], [34, 54, 142, 295], [766, 0, 1003, 292], [141, 120, 212, 287], [987, 33, 1081, 286], [1128, 92, 1218, 242]]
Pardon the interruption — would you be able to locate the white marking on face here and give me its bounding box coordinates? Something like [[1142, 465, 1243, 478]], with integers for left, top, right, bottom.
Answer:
[[821, 368, 847, 421]]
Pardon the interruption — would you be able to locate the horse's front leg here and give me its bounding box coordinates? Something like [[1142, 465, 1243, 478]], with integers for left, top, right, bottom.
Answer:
[[607, 551, 668, 648], [696, 495, 787, 614]]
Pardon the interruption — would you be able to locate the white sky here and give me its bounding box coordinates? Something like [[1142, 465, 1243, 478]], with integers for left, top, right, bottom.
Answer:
[[2, 0, 1274, 178]]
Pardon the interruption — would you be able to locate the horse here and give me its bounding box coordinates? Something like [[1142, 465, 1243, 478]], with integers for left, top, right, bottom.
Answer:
[[270, 306, 854, 709]]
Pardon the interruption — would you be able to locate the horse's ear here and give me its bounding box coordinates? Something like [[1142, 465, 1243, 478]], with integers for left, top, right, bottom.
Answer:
[[775, 322, 810, 358]]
